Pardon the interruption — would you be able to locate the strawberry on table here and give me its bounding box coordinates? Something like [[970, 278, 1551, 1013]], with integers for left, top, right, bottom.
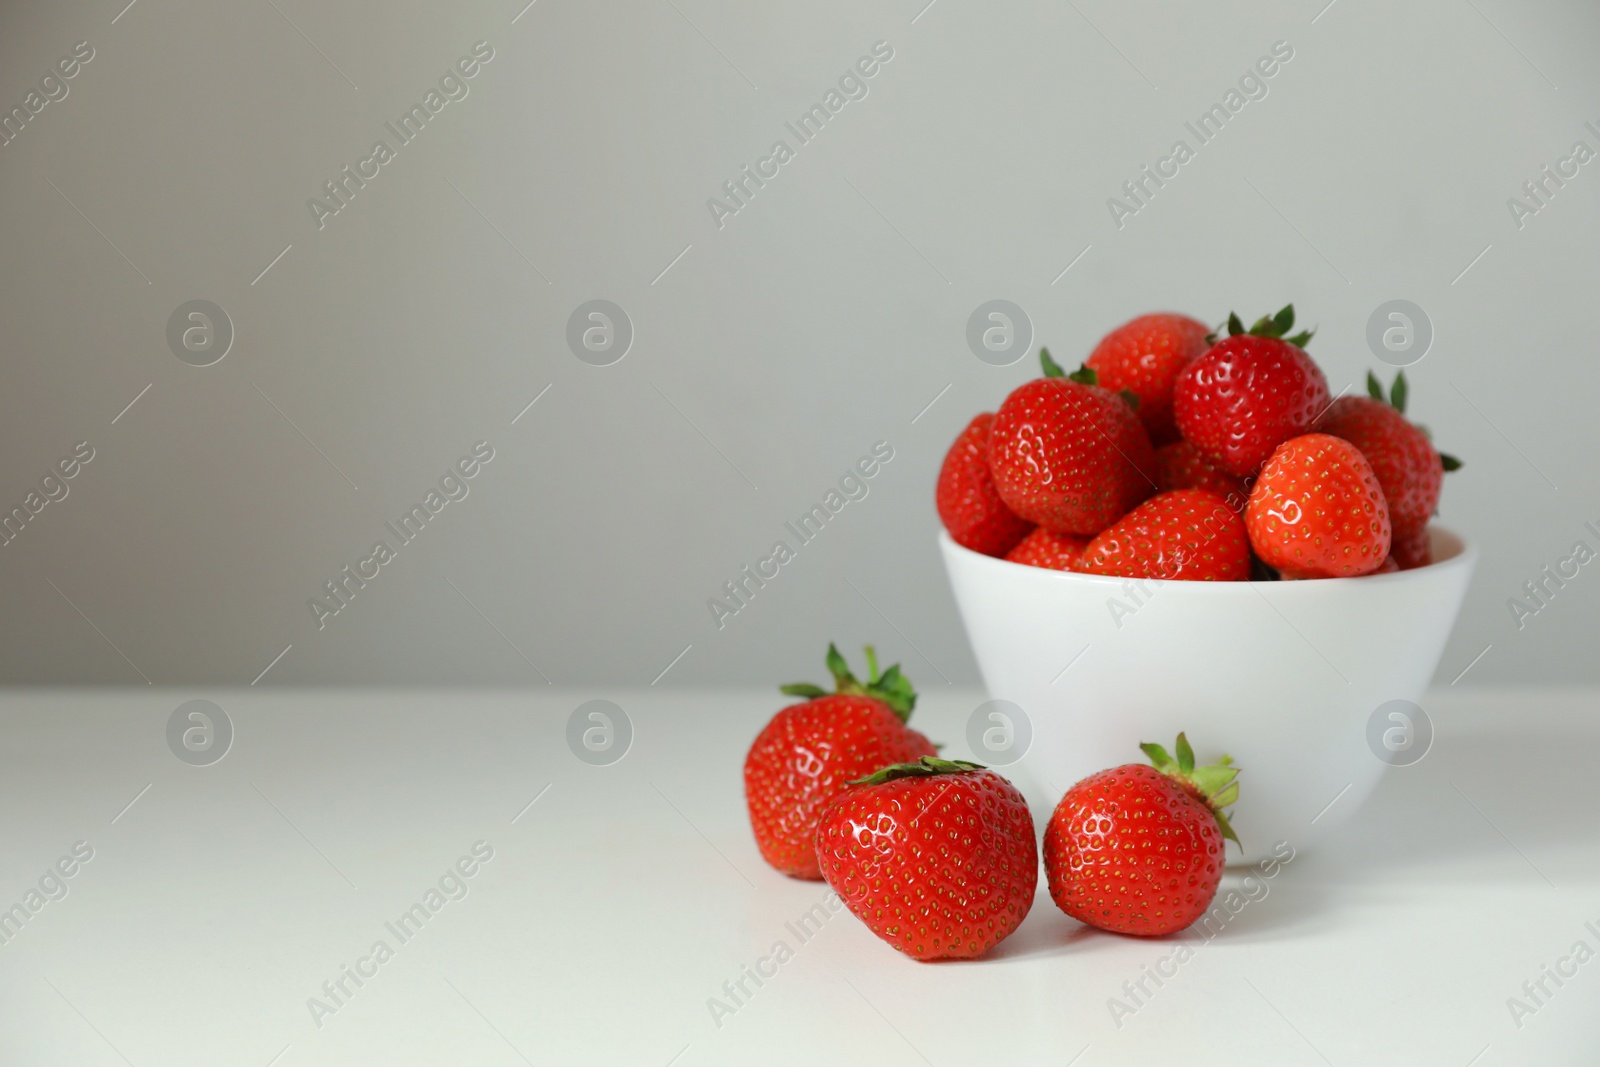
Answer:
[[1043, 734, 1240, 937], [989, 349, 1158, 536], [816, 757, 1037, 959], [1315, 370, 1460, 558], [1086, 312, 1212, 445], [1076, 489, 1251, 581], [745, 644, 936, 880], [937, 412, 1034, 557], [1174, 305, 1330, 478], [1246, 432, 1391, 578], [1154, 440, 1249, 514], [1004, 528, 1090, 571]]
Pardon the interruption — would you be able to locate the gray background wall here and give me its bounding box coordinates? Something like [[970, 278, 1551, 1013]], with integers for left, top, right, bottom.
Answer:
[[0, 0, 1595, 687]]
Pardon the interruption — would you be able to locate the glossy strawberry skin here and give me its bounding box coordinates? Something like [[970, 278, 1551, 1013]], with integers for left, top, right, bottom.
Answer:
[[1043, 764, 1226, 937], [989, 378, 1157, 536], [1174, 335, 1330, 478], [1076, 489, 1250, 582], [1086, 313, 1211, 445], [1154, 441, 1248, 514], [936, 413, 1034, 557], [744, 696, 936, 880], [1315, 396, 1442, 544], [1245, 433, 1391, 579], [1004, 528, 1089, 571], [816, 767, 1036, 959]]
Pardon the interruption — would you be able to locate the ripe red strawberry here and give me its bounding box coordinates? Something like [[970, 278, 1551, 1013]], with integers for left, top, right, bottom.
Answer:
[[816, 757, 1036, 959], [937, 413, 1034, 557], [745, 645, 936, 880], [1044, 734, 1239, 937], [1174, 306, 1330, 478], [989, 349, 1157, 535], [1246, 433, 1391, 578], [1086, 313, 1211, 445], [1154, 440, 1248, 514], [1374, 554, 1401, 574], [1390, 525, 1432, 570], [1076, 489, 1250, 581], [1315, 371, 1460, 548], [1004, 528, 1089, 571]]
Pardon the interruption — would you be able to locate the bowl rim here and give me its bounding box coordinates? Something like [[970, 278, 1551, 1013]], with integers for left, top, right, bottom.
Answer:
[[938, 525, 1476, 591]]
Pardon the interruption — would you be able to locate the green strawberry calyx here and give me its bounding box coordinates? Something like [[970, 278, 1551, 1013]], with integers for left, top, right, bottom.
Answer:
[[1040, 349, 1140, 410], [1207, 304, 1313, 349], [1140, 732, 1242, 849], [1366, 368, 1409, 414], [849, 755, 985, 786], [1366, 370, 1464, 473], [779, 643, 918, 721]]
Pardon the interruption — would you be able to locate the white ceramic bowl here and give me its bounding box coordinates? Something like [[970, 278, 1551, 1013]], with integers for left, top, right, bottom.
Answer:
[[939, 527, 1476, 863]]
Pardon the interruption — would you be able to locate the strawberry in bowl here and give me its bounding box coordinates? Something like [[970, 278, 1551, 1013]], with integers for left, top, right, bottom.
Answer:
[[1085, 312, 1211, 446], [987, 349, 1158, 536], [1174, 306, 1329, 479]]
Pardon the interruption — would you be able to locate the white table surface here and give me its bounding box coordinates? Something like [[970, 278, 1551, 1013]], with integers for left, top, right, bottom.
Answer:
[[1, 686, 1595, 1066]]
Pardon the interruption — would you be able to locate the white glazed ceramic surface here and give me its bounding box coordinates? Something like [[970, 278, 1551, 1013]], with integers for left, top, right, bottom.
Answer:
[[940, 527, 1477, 863]]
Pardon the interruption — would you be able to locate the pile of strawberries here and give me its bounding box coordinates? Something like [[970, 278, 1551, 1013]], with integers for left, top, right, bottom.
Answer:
[[938, 307, 1460, 580], [745, 645, 1241, 959], [738, 308, 1464, 958]]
